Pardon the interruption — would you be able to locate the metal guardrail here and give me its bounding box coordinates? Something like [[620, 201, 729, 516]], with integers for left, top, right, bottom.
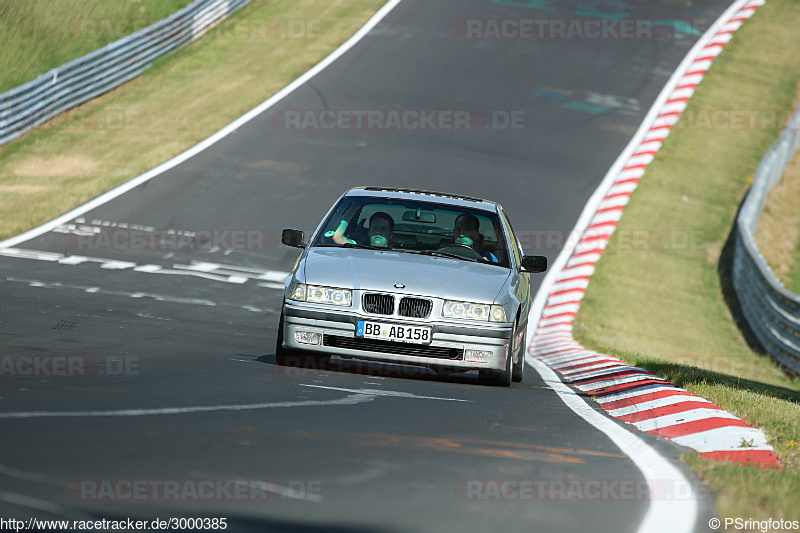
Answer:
[[0, 0, 250, 146], [733, 108, 800, 373]]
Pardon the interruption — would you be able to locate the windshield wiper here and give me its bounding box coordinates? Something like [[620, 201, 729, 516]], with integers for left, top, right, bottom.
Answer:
[[314, 243, 381, 250], [400, 249, 482, 263], [341, 243, 383, 250]]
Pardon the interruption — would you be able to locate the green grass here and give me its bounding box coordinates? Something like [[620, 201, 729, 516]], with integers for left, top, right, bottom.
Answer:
[[793, 244, 800, 294], [573, 0, 800, 519], [0, 0, 192, 92], [0, 0, 386, 240]]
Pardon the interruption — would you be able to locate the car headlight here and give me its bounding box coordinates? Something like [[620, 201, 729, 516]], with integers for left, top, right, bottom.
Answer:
[[289, 283, 352, 306], [442, 301, 507, 322]]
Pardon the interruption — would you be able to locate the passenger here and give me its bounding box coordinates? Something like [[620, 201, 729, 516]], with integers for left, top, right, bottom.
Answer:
[[332, 209, 394, 248], [453, 214, 498, 263], [365, 212, 394, 248]]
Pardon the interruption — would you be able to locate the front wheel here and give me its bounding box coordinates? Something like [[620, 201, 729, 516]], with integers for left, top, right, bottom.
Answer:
[[511, 322, 526, 383]]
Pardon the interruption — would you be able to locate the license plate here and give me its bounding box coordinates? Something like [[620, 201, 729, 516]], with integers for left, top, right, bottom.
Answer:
[[357, 320, 431, 344]]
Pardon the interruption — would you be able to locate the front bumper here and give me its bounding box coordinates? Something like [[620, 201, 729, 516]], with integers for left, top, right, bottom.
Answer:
[[281, 303, 512, 371]]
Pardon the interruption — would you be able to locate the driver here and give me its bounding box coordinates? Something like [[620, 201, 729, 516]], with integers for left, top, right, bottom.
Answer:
[[331, 210, 394, 248], [453, 214, 498, 263]]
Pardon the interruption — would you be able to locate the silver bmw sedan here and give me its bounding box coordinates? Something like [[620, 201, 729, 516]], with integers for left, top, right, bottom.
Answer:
[[278, 187, 547, 386]]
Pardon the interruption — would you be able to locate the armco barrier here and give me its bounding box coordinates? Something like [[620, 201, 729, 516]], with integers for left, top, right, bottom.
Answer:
[[0, 0, 250, 146], [733, 108, 800, 374]]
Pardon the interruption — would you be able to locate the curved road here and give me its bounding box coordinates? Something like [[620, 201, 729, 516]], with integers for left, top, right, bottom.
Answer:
[[1, 0, 732, 531]]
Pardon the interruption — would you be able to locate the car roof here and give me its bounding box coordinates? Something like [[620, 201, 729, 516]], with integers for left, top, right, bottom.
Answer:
[[345, 187, 501, 211]]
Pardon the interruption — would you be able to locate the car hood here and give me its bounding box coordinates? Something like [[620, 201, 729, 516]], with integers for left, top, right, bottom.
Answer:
[[303, 248, 511, 303]]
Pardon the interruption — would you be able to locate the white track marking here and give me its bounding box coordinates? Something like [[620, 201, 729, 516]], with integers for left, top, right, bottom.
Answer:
[[0, 247, 289, 287], [5, 277, 218, 307], [607, 395, 714, 417], [633, 410, 738, 432], [0, 393, 374, 419], [299, 384, 471, 402], [574, 374, 665, 392], [4, 277, 276, 313], [672, 426, 773, 452], [594, 385, 686, 404]]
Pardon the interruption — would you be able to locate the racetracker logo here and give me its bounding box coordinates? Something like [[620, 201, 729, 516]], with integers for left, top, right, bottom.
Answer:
[[0, 356, 138, 377], [454, 479, 707, 501], [453, 18, 705, 40], [272, 356, 455, 379], [70, 18, 321, 40], [676, 109, 800, 131], [63, 228, 276, 252], [271, 110, 525, 131], [514, 229, 706, 252], [33, 109, 149, 133], [67, 479, 321, 501]]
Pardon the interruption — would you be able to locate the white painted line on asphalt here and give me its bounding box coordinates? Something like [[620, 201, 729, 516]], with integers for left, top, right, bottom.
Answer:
[[0, 247, 289, 287], [607, 395, 714, 417], [5, 277, 218, 307], [0, 393, 374, 419], [575, 374, 662, 392], [633, 409, 738, 432], [594, 385, 685, 404], [300, 384, 471, 402], [560, 362, 625, 376], [672, 426, 773, 452]]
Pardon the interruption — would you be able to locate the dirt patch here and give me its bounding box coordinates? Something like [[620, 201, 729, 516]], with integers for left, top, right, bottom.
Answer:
[[6, 154, 103, 179], [0, 184, 48, 194]]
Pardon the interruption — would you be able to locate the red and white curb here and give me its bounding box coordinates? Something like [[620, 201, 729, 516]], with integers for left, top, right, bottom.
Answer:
[[527, 0, 780, 469]]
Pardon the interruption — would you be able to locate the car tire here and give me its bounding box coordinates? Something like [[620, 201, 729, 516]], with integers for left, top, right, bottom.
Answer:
[[512, 321, 525, 383], [479, 347, 512, 387]]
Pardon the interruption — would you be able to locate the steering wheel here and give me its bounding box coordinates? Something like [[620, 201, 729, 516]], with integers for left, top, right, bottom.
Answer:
[[436, 244, 485, 261]]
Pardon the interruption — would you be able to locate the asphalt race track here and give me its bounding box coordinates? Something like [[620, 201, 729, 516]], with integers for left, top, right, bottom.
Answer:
[[1, 0, 734, 531]]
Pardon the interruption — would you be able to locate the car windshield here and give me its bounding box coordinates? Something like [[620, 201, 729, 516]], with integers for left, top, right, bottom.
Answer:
[[312, 195, 510, 268]]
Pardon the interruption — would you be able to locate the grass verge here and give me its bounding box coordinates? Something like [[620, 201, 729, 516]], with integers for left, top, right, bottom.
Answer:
[[0, 0, 192, 92], [573, 0, 800, 520], [0, 0, 386, 240], [756, 144, 800, 294]]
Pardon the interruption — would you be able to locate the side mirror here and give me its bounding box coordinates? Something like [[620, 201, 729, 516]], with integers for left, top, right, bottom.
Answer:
[[521, 255, 547, 273], [281, 228, 305, 248]]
